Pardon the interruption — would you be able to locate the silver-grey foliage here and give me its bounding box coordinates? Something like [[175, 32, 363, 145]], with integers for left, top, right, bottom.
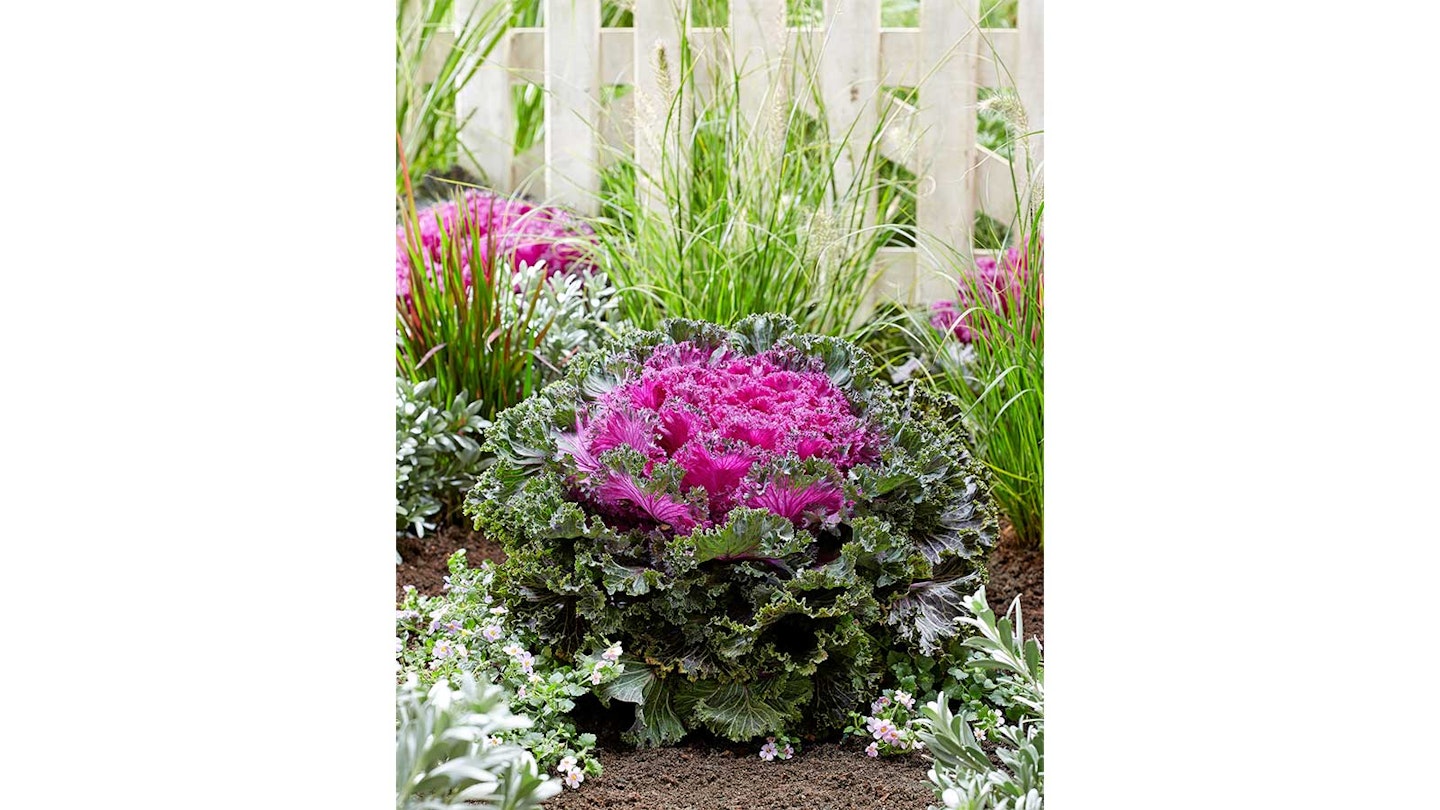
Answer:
[[396, 377, 490, 537], [396, 672, 561, 810], [916, 587, 1043, 810]]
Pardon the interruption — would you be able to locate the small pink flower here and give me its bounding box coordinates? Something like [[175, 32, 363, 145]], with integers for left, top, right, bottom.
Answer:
[[864, 741, 879, 758], [869, 719, 900, 744]]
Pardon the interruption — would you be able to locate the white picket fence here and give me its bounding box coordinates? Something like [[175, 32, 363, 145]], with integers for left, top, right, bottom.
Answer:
[[442, 0, 1043, 306]]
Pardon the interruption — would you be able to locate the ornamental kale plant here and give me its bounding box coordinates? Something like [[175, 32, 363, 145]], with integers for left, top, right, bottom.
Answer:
[[466, 315, 998, 747]]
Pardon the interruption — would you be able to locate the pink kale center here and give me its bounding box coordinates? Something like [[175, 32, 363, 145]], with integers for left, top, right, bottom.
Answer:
[[561, 343, 880, 534]]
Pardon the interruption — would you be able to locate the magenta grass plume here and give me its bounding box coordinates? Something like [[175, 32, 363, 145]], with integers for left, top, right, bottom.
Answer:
[[396, 189, 597, 300]]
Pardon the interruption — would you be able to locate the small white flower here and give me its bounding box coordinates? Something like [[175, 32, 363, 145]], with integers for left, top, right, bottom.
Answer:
[[601, 644, 622, 662], [590, 669, 604, 685], [481, 625, 503, 642], [528, 673, 541, 684], [489, 606, 508, 615], [502, 643, 524, 657], [975, 727, 987, 741], [562, 768, 584, 789], [395, 636, 404, 653], [558, 756, 578, 773], [894, 690, 915, 710], [486, 735, 502, 747]]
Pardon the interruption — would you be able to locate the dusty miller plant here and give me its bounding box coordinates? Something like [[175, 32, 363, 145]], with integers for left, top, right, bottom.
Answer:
[[397, 377, 490, 537], [915, 586, 1043, 810], [396, 671, 560, 810]]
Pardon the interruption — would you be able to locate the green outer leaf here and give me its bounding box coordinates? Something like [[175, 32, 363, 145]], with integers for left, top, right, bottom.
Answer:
[[886, 558, 985, 654], [692, 508, 798, 562], [595, 658, 650, 705], [630, 673, 687, 747], [690, 679, 805, 741]]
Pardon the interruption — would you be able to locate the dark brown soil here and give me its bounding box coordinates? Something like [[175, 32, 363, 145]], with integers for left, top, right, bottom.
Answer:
[[395, 522, 504, 604], [395, 518, 1042, 808], [984, 521, 1045, 646], [544, 739, 936, 810]]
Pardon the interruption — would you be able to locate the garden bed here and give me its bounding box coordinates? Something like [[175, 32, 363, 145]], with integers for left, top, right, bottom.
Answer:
[[396, 520, 1042, 809]]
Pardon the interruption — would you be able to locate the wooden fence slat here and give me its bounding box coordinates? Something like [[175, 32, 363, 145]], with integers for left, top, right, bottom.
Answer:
[[731, 0, 785, 133], [455, 0, 514, 191], [820, 0, 880, 221], [509, 28, 1017, 96], [878, 29, 1017, 89], [633, 0, 688, 216], [1017, 0, 1044, 212], [544, 0, 601, 214], [909, 0, 980, 304]]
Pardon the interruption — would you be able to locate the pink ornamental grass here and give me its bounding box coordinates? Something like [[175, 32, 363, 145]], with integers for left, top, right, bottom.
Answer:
[[396, 190, 597, 299], [558, 343, 883, 535]]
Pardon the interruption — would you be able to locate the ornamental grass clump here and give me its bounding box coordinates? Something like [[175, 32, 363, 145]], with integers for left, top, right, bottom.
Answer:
[[466, 315, 998, 747], [395, 189, 598, 303], [921, 217, 1044, 549], [395, 183, 618, 416]]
